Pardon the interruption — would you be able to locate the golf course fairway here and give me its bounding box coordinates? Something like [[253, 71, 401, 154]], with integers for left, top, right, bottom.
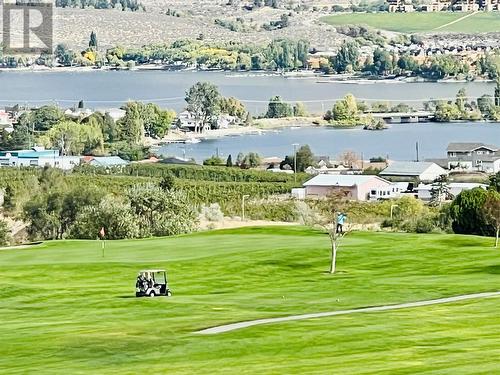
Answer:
[[1, 227, 500, 374]]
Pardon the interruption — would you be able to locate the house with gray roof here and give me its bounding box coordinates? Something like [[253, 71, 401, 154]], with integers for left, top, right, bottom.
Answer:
[[88, 156, 129, 167], [447, 142, 500, 173], [380, 161, 447, 182]]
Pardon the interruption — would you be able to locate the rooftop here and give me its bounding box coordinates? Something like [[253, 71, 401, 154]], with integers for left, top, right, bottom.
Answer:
[[447, 142, 498, 152], [303, 174, 389, 187], [380, 161, 443, 176]]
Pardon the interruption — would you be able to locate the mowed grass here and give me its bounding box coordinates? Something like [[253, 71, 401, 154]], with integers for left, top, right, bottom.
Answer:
[[1, 227, 500, 373], [321, 12, 500, 33]]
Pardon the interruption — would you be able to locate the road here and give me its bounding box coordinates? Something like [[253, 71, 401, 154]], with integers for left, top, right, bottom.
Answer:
[[196, 291, 500, 335]]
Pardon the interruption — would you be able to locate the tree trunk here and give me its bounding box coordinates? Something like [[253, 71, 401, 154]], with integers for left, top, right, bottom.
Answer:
[[496, 227, 499, 248], [329, 238, 337, 274]]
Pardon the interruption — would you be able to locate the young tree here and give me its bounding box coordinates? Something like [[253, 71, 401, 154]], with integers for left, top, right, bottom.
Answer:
[[320, 192, 351, 274], [293, 102, 308, 117], [226, 154, 233, 167], [490, 172, 500, 192], [295, 145, 315, 172], [219, 97, 247, 120], [430, 174, 452, 207], [338, 150, 359, 168], [266, 96, 293, 118], [185, 82, 222, 133], [89, 31, 98, 50], [127, 184, 198, 237], [332, 41, 359, 73], [159, 175, 176, 191], [450, 188, 491, 236], [495, 78, 500, 107], [483, 190, 500, 248], [0, 219, 9, 246], [332, 94, 359, 124]]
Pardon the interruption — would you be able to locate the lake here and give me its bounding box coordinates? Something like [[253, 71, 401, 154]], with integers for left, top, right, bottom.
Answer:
[[158, 122, 500, 162], [1, 70, 499, 160], [0, 70, 496, 114]]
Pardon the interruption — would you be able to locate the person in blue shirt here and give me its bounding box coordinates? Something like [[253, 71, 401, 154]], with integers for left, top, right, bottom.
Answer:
[[336, 212, 347, 234]]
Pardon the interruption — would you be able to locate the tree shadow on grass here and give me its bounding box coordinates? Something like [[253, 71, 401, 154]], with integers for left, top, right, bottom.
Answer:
[[479, 265, 500, 274]]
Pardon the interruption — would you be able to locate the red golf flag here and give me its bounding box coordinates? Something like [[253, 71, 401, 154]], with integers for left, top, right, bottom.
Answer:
[[99, 227, 105, 238]]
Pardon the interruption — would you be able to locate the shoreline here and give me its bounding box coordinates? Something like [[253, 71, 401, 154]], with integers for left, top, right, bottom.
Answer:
[[146, 117, 323, 146], [0, 66, 494, 83], [147, 117, 500, 147]]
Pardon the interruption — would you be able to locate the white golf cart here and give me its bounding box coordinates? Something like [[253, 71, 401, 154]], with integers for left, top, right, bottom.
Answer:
[[135, 270, 172, 297]]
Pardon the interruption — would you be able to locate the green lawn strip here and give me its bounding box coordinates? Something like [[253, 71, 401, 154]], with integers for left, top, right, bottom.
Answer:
[[0, 228, 499, 373], [320, 12, 500, 33], [439, 11, 500, 33]]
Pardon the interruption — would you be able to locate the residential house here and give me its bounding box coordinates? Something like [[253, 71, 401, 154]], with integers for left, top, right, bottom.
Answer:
[[416, 182, 488, 201], [87, 156, 129, 167], [0, 148, 80, 170], [176, 111, 209, 132], [368, 182, 417, 200], [96, 108, 126, 122], [302, 174, 393, 201], [176, 111, 239, 132], [388, 0, 415, 12], [421, 0, 451, 11], [0, 110, 14, 133], [447, 142, 500, 173], [160, 156, 196, 165], [452, 0, 480, 10], [380, 161, 448, 182], [64, 108, 93, 120]]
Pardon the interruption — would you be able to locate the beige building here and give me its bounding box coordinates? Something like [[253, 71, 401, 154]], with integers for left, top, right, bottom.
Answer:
[[388, 0, 415, 12]]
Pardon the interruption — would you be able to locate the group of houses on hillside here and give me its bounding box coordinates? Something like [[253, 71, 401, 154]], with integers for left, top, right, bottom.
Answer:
[[388, 0, 500, 12], [293, 142, 498, 202]]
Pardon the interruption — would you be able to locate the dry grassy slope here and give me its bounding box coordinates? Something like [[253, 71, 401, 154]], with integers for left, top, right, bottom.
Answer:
[[51, 1, 345, 50]]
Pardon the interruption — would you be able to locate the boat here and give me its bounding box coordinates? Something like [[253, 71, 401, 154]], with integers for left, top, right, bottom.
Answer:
[[184, 137, 201, 144]]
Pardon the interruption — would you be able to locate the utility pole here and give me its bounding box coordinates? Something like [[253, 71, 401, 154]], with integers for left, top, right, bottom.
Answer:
[[292, 143, 299, 183], [242, 194, 250, 222], [416, 141, 419, 162]]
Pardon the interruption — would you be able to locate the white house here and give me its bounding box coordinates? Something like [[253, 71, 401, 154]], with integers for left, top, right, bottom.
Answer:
[[447, 142, 500, 174], [302, 174, 393, 201], [416, 182, 489, 201], [0, 148, 80, 170], [380, 161, 448, 182]]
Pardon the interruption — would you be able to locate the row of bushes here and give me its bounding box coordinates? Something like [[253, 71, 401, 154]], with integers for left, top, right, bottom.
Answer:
[[74, 163, 308, 184]]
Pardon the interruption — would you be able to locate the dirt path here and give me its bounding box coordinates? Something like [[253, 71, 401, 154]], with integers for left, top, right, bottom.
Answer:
[[434, 11, 478, 30], [196, 291, 500, 335]]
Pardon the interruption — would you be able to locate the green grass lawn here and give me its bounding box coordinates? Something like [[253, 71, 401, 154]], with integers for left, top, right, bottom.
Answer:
[[321, 12, 500, 33], [1, 227, 500, 373]]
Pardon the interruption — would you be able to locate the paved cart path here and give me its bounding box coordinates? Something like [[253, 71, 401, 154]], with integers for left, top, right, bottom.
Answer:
[[434, 11, 478, 30], [196, 291, 500, 335]]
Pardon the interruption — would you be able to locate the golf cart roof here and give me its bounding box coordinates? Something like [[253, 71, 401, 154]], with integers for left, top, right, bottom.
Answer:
[[139, 270, 165, 273]]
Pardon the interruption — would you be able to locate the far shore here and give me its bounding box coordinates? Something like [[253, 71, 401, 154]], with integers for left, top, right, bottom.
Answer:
[[0, 65, 495, 83], [145, 117, 326, 146], [145, 116, 500, 146]]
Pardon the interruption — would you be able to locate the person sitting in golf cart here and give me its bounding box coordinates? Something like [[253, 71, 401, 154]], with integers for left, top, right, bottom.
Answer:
[[135, 270, 172, 297]]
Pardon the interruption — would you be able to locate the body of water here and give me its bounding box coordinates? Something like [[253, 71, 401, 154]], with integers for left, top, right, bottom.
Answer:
[[158, 123, 500, 162], [0, 70, 496, 114], [1, 70, 498, 160]]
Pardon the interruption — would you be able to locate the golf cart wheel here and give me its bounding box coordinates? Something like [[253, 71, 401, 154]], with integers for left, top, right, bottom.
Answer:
[[149, 291, 156, 298], [166, 290, 172, 297]]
